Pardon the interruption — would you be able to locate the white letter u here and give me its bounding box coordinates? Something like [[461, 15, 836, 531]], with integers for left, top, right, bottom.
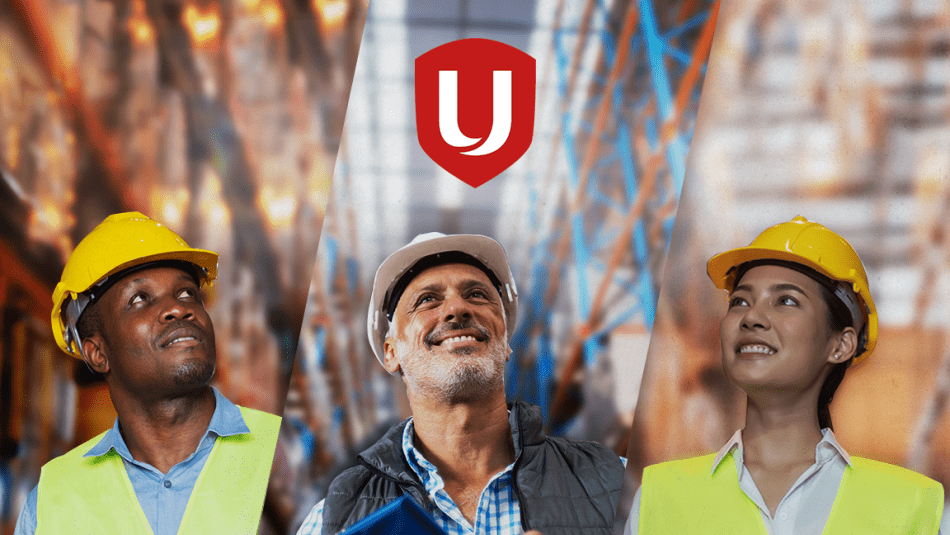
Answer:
[[438, 70, 512, 156]]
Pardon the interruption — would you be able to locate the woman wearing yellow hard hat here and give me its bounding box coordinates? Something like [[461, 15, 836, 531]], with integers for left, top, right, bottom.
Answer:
[[627, 216, 944, 534]]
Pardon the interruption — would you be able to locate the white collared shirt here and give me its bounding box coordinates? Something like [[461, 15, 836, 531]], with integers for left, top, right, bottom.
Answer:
[[625, 428, 864, 535]]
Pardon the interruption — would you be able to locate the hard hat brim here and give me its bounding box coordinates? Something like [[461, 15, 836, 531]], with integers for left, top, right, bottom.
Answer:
[[99, 249, 219, 287], [708, 246, 837, 292]]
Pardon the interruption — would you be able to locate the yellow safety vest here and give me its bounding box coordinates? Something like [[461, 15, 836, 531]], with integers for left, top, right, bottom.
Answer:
[[639, 452, 943, 534], [35, 406, 280, 535]]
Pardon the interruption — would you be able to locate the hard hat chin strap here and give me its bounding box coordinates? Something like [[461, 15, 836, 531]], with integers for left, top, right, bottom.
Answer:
[[832, 282, 868, 354], [62, 292, 104, 374], [62, 292, 92, 358], [60, 265, 119, 360]]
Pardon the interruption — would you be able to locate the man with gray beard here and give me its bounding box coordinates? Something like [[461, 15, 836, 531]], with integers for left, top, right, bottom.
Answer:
[[297, 233, 625, 535]]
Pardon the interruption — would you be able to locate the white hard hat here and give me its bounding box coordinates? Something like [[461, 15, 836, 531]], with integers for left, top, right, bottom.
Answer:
[[366, 232, 518, 368]]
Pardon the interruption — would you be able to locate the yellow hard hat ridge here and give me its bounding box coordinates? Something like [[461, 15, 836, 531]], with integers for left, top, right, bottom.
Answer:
[[707, 216, 878, 363], [51, 212, 219, 358]]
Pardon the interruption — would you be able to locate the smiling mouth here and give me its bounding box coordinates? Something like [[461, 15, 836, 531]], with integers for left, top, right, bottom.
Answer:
[[432, 332, 487, 346], [165, 336, 198, 346], [159, 323, 205, 348], [425, 321, 491, 349], [737, 343, 776, 356], [434, 334, 488, 350]]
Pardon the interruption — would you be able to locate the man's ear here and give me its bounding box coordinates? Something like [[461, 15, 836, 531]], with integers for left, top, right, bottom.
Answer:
[[82, 336, 111, 375], [382, 338, 402, 374]]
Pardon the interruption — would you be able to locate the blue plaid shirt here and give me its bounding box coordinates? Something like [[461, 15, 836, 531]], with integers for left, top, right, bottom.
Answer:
[[297, 418, 523, 535]]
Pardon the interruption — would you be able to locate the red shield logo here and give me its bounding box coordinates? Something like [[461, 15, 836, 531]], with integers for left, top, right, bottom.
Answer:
[[415, 39, 536, 188]]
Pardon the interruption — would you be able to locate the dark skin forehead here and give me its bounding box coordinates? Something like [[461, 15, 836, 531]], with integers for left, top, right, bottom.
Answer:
[[110, 270, 197, 299], [96, 267, 201, 334], [78, 265, 199, 342]]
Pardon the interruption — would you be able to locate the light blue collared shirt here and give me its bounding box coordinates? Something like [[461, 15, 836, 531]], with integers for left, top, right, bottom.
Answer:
[[14, 387, 249, 535]]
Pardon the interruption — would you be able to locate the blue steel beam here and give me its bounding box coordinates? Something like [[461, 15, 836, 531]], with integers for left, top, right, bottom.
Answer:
[[508, 0, 715, 432], [641, 0, 689, 194]]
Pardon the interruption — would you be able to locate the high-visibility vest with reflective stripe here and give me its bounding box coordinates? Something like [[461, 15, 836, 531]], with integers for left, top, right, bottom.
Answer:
[[639, 452, 943, 534], [36, 406, 280, 535]]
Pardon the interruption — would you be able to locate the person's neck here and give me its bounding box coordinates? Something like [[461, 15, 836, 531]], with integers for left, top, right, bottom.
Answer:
[[409, 389, 515, 485], [113, 386, 217, 474], [742, 391, 824, 469]]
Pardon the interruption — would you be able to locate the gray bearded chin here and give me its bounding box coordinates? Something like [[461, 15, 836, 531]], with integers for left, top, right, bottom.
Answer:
[[397, 337, 508, 403]]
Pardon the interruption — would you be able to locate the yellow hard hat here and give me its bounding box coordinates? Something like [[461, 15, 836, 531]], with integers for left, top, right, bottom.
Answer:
[[706, 216, 877, 363], [51, 212, 219, 358]]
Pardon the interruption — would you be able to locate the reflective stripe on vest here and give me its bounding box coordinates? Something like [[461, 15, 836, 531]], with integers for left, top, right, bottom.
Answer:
[[639, 453, 943, 534], [36, 406, 280, 535]]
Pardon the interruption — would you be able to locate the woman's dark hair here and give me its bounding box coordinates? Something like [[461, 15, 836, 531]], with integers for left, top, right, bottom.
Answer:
[[732, 259, 856, 431]]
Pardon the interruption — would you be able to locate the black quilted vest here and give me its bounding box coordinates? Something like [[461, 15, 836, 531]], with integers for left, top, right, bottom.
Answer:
[[321, 401, 624, 534]]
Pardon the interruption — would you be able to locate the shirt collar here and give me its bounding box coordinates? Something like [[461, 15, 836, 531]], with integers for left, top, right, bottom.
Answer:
[[402, 418, 433, 486], [710, 427, 852, 475], [710, 429, 744, 473], [84, 387, 250, 460], [401, 416, 517, 491]]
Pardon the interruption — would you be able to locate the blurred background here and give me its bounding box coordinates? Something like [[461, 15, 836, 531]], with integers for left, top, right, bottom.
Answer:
[[0, 0, 366, 533], [269, 0, 719, 532], [625, 0, 950, 530]]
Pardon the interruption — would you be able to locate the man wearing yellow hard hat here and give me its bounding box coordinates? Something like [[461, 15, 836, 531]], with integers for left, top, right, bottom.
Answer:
[[627, 216, 943, 534], [14, 212, 280, 535]]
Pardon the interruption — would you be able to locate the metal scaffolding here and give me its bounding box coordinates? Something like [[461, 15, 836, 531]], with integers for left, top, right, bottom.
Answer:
[[506, 0, 719, 435]]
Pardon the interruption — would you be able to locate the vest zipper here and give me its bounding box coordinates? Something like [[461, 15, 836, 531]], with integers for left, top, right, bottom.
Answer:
[[510, 457, 530, 530], [509, 406, 529, 531]]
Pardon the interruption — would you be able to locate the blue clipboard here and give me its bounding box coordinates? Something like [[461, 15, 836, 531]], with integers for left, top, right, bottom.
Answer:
[[341, 495, 447, 535]]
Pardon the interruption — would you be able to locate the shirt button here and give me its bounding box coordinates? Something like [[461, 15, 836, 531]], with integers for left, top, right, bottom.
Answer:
[[780, 512, 787, 521], [164, 480, 172, 489]]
